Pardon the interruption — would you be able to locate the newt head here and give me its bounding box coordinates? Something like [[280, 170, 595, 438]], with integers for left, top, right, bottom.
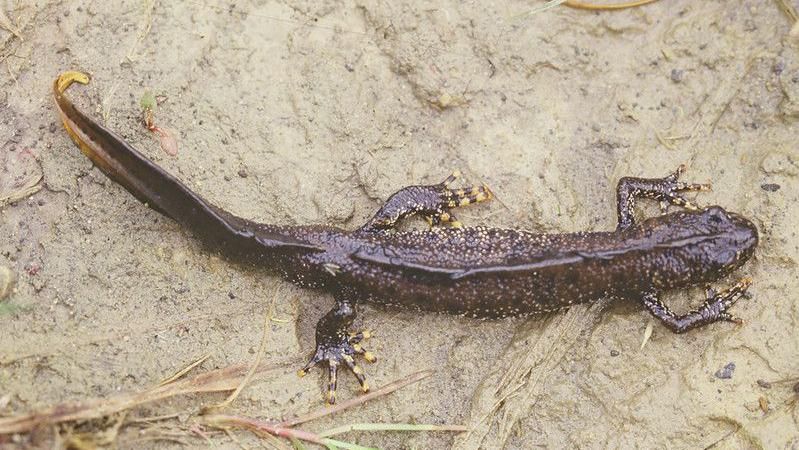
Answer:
[[647, 205, 758, 284], [693, 206, 758, 276]]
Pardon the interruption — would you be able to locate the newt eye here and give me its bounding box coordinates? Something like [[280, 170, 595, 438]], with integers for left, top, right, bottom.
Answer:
[[705, 206, 728, 225]]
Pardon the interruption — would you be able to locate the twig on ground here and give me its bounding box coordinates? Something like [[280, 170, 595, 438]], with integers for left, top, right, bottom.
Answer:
[[280, 369, 433, 427], [564, 0, 660, 10], [158, 353, 212, 387], [203, 298, 276, 413]]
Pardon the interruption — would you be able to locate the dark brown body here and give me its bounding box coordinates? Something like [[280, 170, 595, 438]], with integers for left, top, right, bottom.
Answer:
[[54, 72, 758, 403], [262, 214, 755, 320]]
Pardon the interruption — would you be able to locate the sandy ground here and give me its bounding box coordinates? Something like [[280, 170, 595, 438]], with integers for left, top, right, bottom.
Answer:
[[1, 0, 798, 448]]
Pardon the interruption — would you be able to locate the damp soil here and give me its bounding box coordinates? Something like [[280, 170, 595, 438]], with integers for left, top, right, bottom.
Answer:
[[1, 1, 798, 448]]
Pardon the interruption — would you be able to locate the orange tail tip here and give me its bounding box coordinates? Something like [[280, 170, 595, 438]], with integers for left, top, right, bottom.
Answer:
[[53, 71, 117, 176], [56, 71, 90, 94]]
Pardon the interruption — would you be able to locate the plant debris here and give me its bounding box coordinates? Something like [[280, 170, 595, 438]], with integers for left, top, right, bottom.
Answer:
[[0, 359, 454, 448], [141, 90, 178, 156]]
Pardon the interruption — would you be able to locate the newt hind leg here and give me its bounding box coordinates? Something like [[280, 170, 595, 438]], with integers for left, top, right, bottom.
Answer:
[[641, 277, 752, 333], [359, 171, 492, 232], [298, 293, 376, 404], [616, 165, 711, 230]]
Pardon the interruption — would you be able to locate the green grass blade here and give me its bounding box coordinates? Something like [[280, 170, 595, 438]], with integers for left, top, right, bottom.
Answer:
[[290, 436, 308, 450], [321, 438, 377, 450]]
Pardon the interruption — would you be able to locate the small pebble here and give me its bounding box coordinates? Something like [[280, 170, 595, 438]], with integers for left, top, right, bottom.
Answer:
[[238, 169, 248, 178], [228, 291, 236, 299], [610, 349, 619, 357], [173, 284, 189, 294], [760, 183, 780, 192], [756, 379, 772, 389], [714, 362, 736, 379], [670, 69, 684, 83]]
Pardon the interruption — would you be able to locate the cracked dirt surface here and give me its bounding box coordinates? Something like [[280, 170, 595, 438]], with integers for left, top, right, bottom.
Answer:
[[1, 1, 798, 448]]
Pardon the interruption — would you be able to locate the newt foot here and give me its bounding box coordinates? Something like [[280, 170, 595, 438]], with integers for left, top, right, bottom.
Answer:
[[660, 164, 711, 210], [617, 164, 713, 230], [425, 171, 493, 228], [298, 329, 376, 404], [652, 164, 712, 211], [702, 276, 752, 325]]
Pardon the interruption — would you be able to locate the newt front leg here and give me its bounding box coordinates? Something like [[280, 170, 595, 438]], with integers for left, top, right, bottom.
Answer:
[[615, 165, 711, 231], [641, 278, 752, 333]]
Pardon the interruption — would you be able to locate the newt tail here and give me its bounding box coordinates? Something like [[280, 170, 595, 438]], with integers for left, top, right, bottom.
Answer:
[[53, 72, 317, 256]]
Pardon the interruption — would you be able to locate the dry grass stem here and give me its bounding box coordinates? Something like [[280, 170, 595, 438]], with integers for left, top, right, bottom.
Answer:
[[158, 353, 212, 387], [564, 0, 660, 10], [0, 359, 292, 435], [203, 303, 274, 413], [280, 369, 433, 427]]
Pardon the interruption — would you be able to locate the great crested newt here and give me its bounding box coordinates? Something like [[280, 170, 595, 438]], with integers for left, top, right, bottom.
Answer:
[[53, 72, 758, 404]]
